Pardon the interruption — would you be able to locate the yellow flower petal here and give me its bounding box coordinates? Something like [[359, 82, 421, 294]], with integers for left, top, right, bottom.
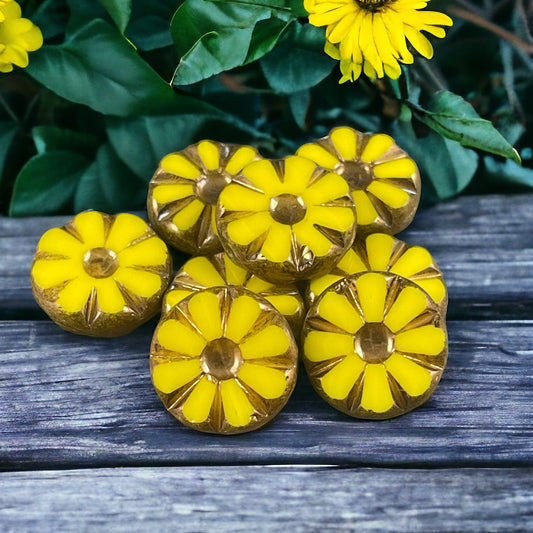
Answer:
[[283, 155, 316, 195], [172, 199, 205, 230], [164, 289, 191, 308], [365, 233, 394, 271], [157, 319, 206, 355], [367, 180, 410, 208], [94, 278, 125, 314], [219, 184, 270, 212], [56, 277, 93, 313], [296, 143, 339, 170], [225, 294, 262, 343], [36, 228, 83, 257], [306, 205, 355, 232], [304, 330, 354, 362], [360, 134, 394, 163], [105, 213, 148, 253], [351, 190, 378, 225], [223, 254, 247, 285], [337, 248, 367, 273], [160, 153, 200, 179], [238, 363, 287, 399], [183, 256, 225, 287], [113, 267, 162, 298], [384, 286, 427, 332], [118, 237, 168, 267], [73, 211, 106, 248], [261, 222, 292, 263], [264, 294, 299, 316], [197, 140, 220, 170], [416, 278, 446, 305], [373, 157, 416, 178], [221, 379, 254, 427], [321, 354, 365, 400], [318, 292, 363, 334], [356, 273, 387, 322], [309, 274, 344, 300], [152, 359, 202, 394], [361, 364, 394, 413], [240, 325, 290, 359], [404, 25, 434, 59], [390, 246, 433, 278], [152, 183, 194, 204], [32, 259, 80, 289], [304, 172, 349, 204], [385, 352, 431, 397], [187, 292, 223, 341], [241, 159, 280, 194], [226, 212, 272, 246], [182, 377, 216, 423], [293, 220, 332, 257], [330, 127, 357, 159], [225, 146, 258, 175], [396, 326, 445, 356]]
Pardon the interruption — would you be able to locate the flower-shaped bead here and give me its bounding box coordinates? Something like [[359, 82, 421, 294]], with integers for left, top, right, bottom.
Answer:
[[307, 233, 447, 313], [303, 272, 447, 419], [217, 155, 357, 283], [31, 211, 172, 337], [151, 286, 298, 434], [297, 127, 420, 236], [147, 141, 261, 255], [0, 1, 43, 73], [162, 252, 305, 335]]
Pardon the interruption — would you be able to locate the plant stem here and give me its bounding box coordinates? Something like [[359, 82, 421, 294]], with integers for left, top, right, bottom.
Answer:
[[0, 92, 19, 124]]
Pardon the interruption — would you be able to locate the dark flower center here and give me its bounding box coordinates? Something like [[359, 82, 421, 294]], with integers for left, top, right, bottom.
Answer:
[[83, 247, 119, 279], [355, 0, 391, 11], [201, 337, 243, 381], [269, 194, 307, 225]]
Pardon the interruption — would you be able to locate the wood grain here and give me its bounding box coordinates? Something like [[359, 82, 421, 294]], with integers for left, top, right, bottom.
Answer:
[[1, 466, 532, 532], [2, 194, 533, 319], [1, 319, 532, 470]]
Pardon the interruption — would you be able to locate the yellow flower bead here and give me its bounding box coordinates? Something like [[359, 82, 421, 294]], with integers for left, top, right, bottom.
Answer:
[[302, 272, 448, 419], [0, 1, 43, 73], [31, 211, 172, 337], [151, 286, 298, 434], [307, 232, 447, 313], [162, 252, 306, 335], [147, 141, 261, 255], [297, 126, 420, 236], [217, 155, 357, 283]]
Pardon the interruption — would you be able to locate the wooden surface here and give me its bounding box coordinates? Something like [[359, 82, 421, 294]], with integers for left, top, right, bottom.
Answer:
[[1, 194, 532, 531]]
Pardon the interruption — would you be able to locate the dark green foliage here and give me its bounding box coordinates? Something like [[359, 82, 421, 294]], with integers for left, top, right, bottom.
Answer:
[[2, 0, 531, 216]]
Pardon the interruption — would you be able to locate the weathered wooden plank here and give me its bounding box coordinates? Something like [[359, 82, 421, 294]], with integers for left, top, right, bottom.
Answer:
[[1, 466, 532, 532], [2, 194, 533, 319], [1, 319, 532, 470]]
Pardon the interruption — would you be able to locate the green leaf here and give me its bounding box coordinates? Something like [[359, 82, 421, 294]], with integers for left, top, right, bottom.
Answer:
[[26, 20, 175, 117], [31, 0, 69, 40], [411, 91, 521, 164], [0, 122, 19, 183], [171, 0, 290, 86], [98, 0, 132, 33], [127, 0, 178, 50], [391, 119, 479, 203], [32, 126, 100, 157], [207, 0, 306, 16], [289, 90, 310, 129], [75, 143, 146, 212], [260, 23, 334, 94], [9, 151, 90, 216], [483, 157, 533, 189]]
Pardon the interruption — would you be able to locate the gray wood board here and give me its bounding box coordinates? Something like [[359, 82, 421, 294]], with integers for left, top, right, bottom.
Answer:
[[2, 194, 533, 319], [1, 466, 532, 533], [1, 319, 532, 470]]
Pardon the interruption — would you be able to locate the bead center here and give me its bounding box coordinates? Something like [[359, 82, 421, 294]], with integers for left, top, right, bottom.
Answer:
[[83, 247, 119, 279], [335, 159, 374, 191], [201, 337, 243, 381], [195, 171, 232, 205], [269, 193, 307, 225], [354, 323, 395, 364]]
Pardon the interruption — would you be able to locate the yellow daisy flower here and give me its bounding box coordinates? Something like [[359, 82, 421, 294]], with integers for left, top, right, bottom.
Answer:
[[31, 211, 172, 337], [308, 232, 447, 313], [297, 126, 420, 236], [304, 0, 452, 82], [151, 286, 298, 434], [147, 141, 261, 256], [162, 252, 306, 334], [0, 1, 43, 73], [217, 155, 357, 283], [303, 271, 447, 419]]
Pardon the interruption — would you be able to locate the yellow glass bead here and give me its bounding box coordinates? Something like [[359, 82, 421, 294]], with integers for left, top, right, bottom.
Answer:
[[31, 211, 172, 337], [162, 252, 306, 335], [307, 233, 447, 314], [147, 141, 261, 255], [302, 272, 448, 420], [217, 155, 357, 283], [297, 126, 420, 236], [150, 286, 298, 434]]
